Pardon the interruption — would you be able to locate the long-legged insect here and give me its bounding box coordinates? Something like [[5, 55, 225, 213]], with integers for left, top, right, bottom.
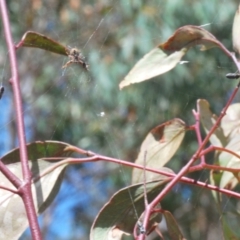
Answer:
[[226, 72, 240, 79], [62, 47, 89, 70], [0, 86, 4, 99]]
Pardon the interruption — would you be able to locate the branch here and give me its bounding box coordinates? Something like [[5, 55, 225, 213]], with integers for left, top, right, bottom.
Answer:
[[137, 79, 240, 240], [0, 185, 19, 194], [0, 1, 41, 239], [189, 145, 240, 172], [36, 152, 240, 198]]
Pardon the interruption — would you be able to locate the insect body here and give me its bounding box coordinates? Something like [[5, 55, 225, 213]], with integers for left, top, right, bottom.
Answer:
[[0, 86, 4, 99], [226, 73, 240, 79], [62, 47, 89, 70]]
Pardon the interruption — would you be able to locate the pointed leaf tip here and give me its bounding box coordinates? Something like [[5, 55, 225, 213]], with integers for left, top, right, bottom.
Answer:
[[120, 25, 223, 89], [163, 210, 186, 240], [21, 31, 67, 56], [232, 4, 240, 54], [119, 47, 187, 89], [160, 25, 219, 52], [198, 99, 226, 147]]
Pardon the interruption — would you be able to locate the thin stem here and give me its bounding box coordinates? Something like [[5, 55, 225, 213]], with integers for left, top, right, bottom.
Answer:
[[0, 185, 19, 194], [189, 145, 240, 172], [0, 160, 21, 188], [35, 154, 240, 198], [15, 39, 24, 49], [200, 145, 240, 159], [205, 163, 240, 172], [143, 151, 148, 208], [192, 110, 205, 163], [0, 1, 41, 239], [137, 80, 240, 240], [215, 40, 240, 72], [66, 145, 95, 156]]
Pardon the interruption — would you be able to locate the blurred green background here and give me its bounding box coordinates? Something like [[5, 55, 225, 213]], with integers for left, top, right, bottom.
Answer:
[[1, 0, 240, 239]]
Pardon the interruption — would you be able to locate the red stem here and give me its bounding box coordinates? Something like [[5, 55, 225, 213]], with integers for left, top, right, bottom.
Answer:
[[0, 160, 21, 188], [192, 110, 205, 164], [0, 184, 19, 194], [36, 154, 240, 198], [189, 145, 240, 172], [200, 145, 240, 159], [0, 1, 42, 239], [137, 77, 240, 239]]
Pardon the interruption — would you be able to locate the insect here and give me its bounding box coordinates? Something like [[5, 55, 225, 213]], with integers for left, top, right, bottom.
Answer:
[[0, 86, 4, 99], [225, 73, 240, 79], [62, 47, 89, 70], [137, 221, 146, 235]]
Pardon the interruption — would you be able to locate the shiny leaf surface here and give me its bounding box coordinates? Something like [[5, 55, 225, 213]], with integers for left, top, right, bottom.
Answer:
[[132, 119, 186, 184], [90, 179, 168, 240]]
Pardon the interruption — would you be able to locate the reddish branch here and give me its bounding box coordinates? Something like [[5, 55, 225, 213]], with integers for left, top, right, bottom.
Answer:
[[36, 150, 240, 199], [0, 0, 42, 239], [136, 49, 240, 239]]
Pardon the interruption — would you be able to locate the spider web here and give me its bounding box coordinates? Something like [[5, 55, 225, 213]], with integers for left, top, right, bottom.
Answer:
[[0, 1, 239, 239]]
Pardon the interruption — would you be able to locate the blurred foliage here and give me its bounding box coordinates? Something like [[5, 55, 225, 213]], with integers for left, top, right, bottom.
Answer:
[[1, 0, 240, 239]]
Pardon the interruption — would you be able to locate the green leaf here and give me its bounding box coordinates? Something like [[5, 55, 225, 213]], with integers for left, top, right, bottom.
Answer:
[[119, 47, 187, 89], [163, 210, 186, 240], [198, 101, 240, 190], [221, 103, 240, 141], [209, 170, 222, 202], [218, 134, 240, 169], [222, 213, 240, 240], [198, 99, 226, 147], [120, 25, 224, 89], [0, 141, 73, 240], [90, 179, 168, 240], [232, 4, 240, 55], [208, 127, 240, 192], [132, 118, 186, 184], [220, 164, 239, 190], [218, 136, 240, 190], [21, 31, 67, 56]]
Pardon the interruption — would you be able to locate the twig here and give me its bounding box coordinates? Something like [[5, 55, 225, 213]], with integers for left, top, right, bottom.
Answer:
[[137, 78, 240, 240], [143, 151, 148, 208], [0, 184, 19, 194], [200, 145, 240, 159], [192, 110, 205, 164], [35, 153, 240, 198], [189, 145, 240, 172], [0, 1, 42, 239]]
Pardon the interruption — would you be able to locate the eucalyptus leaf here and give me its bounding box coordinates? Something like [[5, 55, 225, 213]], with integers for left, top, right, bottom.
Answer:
[[221, 103, 240, 141], [120, 25, 225, 89], [21, 31, 67, 56], [132, 118, 186, 184], [90, 179, 169, 240], [0, 141, 73, 240], [232, 4, 240, 54], [198, 99, 226, 147], [163, 210, 186, 240], [119, 47, 187, 89]]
